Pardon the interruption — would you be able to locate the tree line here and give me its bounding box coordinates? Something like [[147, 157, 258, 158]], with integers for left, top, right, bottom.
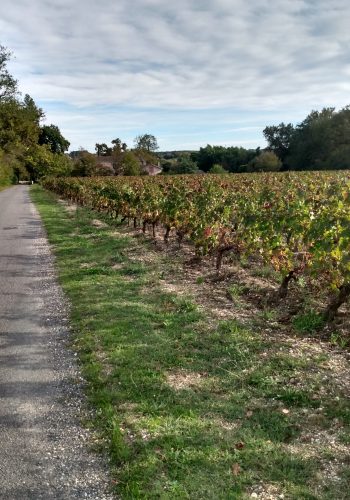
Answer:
[[0, 45, 71, 186], [172, 105, 350, 174], [2, 43, 350, 185], [263, 107, 350, 171]]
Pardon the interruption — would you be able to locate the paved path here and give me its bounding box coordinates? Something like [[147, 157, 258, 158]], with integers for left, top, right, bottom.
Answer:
[[0, 186, 113, 499]]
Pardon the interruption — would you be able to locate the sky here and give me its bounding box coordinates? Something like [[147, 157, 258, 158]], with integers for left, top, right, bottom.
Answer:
[[1, 0, 350, 152]]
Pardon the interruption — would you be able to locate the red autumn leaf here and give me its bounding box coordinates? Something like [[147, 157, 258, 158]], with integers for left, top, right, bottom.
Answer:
[[235, 441, 245, 450]]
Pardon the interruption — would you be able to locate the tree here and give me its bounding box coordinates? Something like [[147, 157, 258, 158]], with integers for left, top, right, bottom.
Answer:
[[247, 151, 282, 172], [0, 45, 18, 101], [72, 152, 97, 176], [121, 151, 141, 176], [286, 108, 336, 170], [0, 150, 17, 185], [263, 123, 295, 165], [195, 144, 258, 173], [134, 134, 158, 152], [25, 144, 72, 181], [0, 99, 38, 151], [0, 47, 71, 184], [264, 106, 350, 171], [23, 94, 44, 124], [95, 142, 111, 156], [111, 142, 124, 175], [38, 124, 70, 154], [209, 164, 228, 174], [111, 138, 127, 152], [168, 156, 199, 174], [111, 138, 121, 150]]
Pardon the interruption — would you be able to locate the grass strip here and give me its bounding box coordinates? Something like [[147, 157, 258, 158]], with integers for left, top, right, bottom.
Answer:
[[31, 186, 350, 500]]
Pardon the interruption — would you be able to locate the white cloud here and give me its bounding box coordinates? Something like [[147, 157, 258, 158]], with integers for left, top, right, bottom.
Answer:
[[1, 0, 350, 149]]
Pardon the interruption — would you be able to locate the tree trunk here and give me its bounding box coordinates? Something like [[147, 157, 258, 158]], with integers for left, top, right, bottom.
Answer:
[[177, 231, 184, 248], [164, 226, 171, 243], [216, 245, 236, 271], [277, 270, 295, 299], [324, 283, 350, 321]]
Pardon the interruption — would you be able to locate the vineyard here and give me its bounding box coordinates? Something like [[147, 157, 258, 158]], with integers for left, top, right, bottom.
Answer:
[[43, 171, 350, 321]]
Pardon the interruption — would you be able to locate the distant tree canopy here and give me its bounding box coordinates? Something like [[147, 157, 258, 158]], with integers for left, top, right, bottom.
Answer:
[[95, 143, 111, 156], [39, 124, 70, 154], [264, 107, 350, 171], [247, 151, 282, 172], [263, 123, 294, 165], [134, 133, 158, 153], [167, 155, 199, 175], [0, 45, 72, 185], [0, 45, 18, 101], [121, 151, 141, 176], [71, 152, 97, 177], [209, 164, 228, 174], [191, 145, 258, 173]]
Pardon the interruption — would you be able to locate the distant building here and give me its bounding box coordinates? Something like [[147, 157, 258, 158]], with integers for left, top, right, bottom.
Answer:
[[93, 154, 163, 176], [95, 156, 117, 174], [141, 160, 162, 176]]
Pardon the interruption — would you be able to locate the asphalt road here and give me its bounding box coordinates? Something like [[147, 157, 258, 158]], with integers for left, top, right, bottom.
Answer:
[[0, 186, 113, 499]]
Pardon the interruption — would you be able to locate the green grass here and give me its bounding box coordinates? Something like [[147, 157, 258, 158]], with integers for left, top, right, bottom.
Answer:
[[251, 265, 279, 280], [227, 283, 247, 301], [292, 310, 326, 333], [31, 186, 350, 500]]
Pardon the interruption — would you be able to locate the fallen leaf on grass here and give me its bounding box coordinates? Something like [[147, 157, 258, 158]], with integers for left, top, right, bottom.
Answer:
[[231, 463, 241, 476]]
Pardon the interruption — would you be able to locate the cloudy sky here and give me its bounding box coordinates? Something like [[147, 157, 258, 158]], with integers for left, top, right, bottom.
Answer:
[[1, 0, 350, 152]]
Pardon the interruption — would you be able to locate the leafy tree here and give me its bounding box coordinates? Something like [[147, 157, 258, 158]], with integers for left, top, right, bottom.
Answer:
[[95, 143, 103, 156], [248, 151, 282, 172], [23, 94, 44, 124], [111, 138, 121, 150], [209, 164, 228, 174], [194, 145, 258, 173], [160, 159, 173, 173], [111, 138, 127, 152], [286, 108, 336, 170], [111, 148, 124, 175], [0, 150, 17, 185], [121, 151, 141, 176], [39, 124, 70, 154], [264, 106, 350, 171], [0, 98, 42, 152], [72, 152, 97, 176], [95, 142, 111, 156], [168, 156, 199, 174], [134, 134, 158, 152], [0, 46, 70, 183], [0, 94, 45, 184], [25, 144, 72, 181], [263, 123, 295, 165], [0, 45, 18, 101]]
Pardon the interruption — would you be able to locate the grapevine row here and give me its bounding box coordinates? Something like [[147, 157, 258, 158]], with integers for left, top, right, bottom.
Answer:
[[43, 172, 350, 320]]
